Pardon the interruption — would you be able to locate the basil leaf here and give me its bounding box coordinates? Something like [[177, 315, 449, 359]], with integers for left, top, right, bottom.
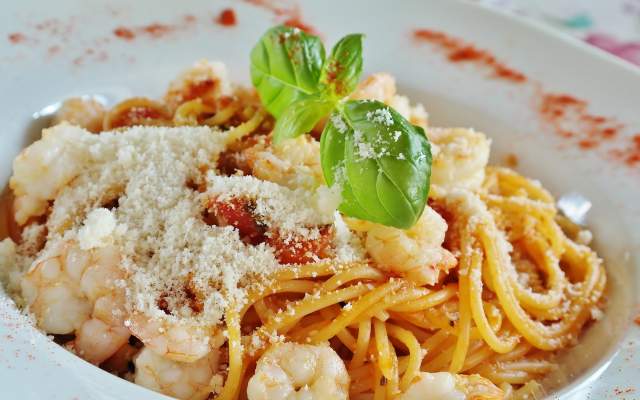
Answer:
[[321, 34, 364, 99], [320, 100, 431, 228], [250, 25, 326, 118], [272, 97, 334, 144], [320, 114, 377, 221]]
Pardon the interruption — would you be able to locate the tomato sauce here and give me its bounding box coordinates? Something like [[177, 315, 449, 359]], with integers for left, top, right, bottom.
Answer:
[[267, 226, 333, 264], [209, 198, 267, 245]]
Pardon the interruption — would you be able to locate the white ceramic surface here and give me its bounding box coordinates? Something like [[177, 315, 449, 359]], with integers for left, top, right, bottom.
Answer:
[[1, 1, 638, 399]]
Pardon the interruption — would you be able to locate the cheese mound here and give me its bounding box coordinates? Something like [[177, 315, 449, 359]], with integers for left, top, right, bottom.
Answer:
[[8, 123, 360, 326]]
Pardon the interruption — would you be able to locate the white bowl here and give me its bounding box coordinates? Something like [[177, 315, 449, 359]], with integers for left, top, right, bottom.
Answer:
[[1, 0, 639, 398]]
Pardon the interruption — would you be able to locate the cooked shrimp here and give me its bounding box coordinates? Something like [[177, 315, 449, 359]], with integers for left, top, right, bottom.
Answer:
[[72, 286, 131, 364], [128, 313, 214, 363], [73, 317, 131, 365], [429, 128, 491, 193], [134, 347, 220, 400], [21, 241, 132, 364], [52, 97, 106, 133], [358, 206, 457, 286], [351, 73, 428, 128], [245, 135, 324, 190], [398, 372, 503, 400], [164, 60, 232, 112], [20, 242, 93, 334], [247, 342, 349, 400], [10, 124, 91, 225]]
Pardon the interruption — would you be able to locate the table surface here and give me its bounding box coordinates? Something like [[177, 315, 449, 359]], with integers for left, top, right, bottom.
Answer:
[[477, 0, 640, 66]]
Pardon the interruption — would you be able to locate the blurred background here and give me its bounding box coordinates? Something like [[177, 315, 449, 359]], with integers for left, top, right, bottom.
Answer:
[[478, 0, 640, 66]]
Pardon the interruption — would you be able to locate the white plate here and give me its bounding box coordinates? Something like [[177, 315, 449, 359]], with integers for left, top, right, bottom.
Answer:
[[1, 0, 639, 399]]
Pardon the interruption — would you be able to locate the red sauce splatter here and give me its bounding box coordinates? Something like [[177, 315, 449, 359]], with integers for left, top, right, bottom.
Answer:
[[8, 33, 26, 44], [113, 27, 135, 40], [413, 29, 526, 83], [217, 8, 237, 27], [142, 23, 172, 38], [635, 313, 640, 325], [244, 0, 319, 36]]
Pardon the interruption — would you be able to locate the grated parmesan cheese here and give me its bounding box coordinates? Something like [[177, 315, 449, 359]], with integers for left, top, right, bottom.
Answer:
[[365, 107, 393, 126], [11, 124, 282, 326], [8, 122, 365, 327], [77, 208, 117, 250], [331, 114, 348, 134]]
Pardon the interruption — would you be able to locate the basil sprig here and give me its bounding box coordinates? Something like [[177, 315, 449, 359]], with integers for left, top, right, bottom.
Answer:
[[250, 26, 432, 229], [250, 26, 325, 118]]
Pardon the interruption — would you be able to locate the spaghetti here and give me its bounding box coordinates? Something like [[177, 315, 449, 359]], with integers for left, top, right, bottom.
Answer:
[[1, 61, 606, 400]]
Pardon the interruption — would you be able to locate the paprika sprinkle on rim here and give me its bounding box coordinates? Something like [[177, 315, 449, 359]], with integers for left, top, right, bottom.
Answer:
[[217, 8, 237, 27], [8, 33, 26, 44], [4, 12, 203, 67], [538, 92, 623, 148], [112, 17, 198, 42], [610, 134, 640, 167], [142, 23, 172, 38], [412, 28, 639, 171], [113, 27, 135, 41], [413, 29, 526, 83]]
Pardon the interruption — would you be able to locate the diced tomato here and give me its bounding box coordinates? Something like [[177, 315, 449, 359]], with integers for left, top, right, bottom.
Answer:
[[267, 226, 333, 264], [209, 198, 266, 245]]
